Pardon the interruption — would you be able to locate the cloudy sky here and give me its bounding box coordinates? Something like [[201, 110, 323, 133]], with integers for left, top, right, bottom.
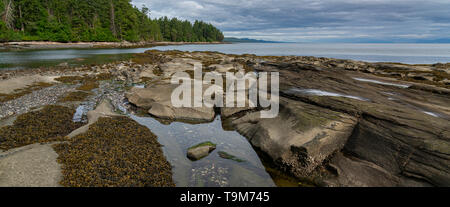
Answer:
[[131, 0, 450, 43]]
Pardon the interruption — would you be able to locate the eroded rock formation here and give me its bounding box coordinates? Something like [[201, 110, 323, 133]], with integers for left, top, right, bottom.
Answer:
[[124, 50, 450, 186]]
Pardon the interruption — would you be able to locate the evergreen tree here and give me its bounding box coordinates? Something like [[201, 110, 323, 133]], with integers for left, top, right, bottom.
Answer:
[[0, 0, 223, 43]]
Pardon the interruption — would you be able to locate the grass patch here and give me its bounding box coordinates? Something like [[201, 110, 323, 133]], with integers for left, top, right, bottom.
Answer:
[[188, 141, 217, 150], [0, 105, 82, 150], [59, 91, 91, 102], [0, 82, 54, 102], [218, 151, 245, 163], [53, 116, 175, 187]]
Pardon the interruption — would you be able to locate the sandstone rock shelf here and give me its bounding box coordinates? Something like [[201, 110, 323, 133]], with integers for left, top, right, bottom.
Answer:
[[0, 49, 449, 187]]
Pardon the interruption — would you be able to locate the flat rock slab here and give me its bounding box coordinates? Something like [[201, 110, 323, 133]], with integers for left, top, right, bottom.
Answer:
[[0, 75, 59, 94], [126, 83, 215, 122], [325, 153, 432, 187], [0, 143, 62, 187]]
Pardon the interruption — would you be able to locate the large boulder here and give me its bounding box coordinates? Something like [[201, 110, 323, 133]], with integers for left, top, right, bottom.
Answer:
[[231, 98, 357, 177]]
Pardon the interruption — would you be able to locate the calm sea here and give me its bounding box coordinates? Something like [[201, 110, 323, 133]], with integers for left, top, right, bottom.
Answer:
[[152, 43, 450, 64], [1, 43, 449, 70]]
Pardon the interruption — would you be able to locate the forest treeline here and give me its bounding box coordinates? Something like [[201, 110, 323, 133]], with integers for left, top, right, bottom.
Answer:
[[0, 0, 224, 42]]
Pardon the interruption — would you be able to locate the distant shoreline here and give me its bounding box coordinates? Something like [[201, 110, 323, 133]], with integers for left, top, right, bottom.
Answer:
[[0, 41, 229, 50]]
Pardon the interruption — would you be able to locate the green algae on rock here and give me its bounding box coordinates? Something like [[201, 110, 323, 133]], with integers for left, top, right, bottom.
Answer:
[[53, 116, 175, 187], [0, 105, 81, 150]]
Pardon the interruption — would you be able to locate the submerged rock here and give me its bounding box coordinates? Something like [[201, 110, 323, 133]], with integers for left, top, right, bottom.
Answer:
[[218, 151, 245, 163], [187, 142, 216, 161]]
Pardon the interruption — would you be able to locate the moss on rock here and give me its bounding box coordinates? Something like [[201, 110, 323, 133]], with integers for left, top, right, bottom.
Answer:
[[188, 141, 217, 150], [218, 151, 245, 163], [76, 81, 99, 91], [53, 116, 175, 187], [0, 105, 81, 150]]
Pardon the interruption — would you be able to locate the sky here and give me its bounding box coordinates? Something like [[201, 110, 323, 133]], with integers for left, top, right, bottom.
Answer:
[[131, 0, 450, 43]]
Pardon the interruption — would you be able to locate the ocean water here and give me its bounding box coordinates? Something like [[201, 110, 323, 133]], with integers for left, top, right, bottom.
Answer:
[[1, 43, 450, 70], [151, 43, 450, 64]]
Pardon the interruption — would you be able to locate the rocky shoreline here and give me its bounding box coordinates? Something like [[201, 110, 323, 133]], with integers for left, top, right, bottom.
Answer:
[[0, 50, 449, 187], [0, 41, 227, 51]]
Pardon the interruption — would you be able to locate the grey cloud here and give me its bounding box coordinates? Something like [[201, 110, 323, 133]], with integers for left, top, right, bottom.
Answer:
[[131, 0, 450, 42]]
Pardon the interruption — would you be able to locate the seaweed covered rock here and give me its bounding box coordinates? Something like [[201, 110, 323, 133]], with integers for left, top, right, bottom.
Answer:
[[0, 143, 63, 187], [53, 116, 174, 187], [0, 105, 81, 150], [58, 91, 91, 102]]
